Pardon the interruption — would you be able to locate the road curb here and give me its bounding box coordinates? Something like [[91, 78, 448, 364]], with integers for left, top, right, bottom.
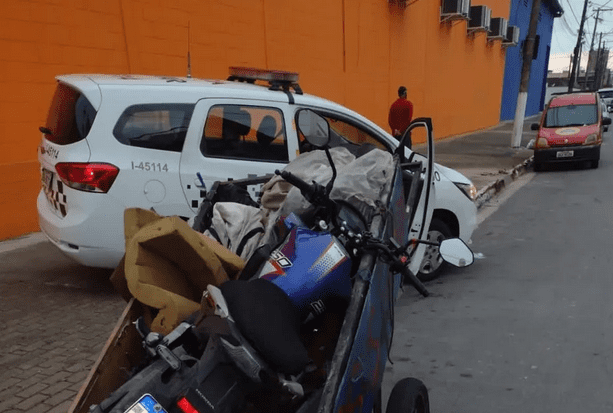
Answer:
[[475, 155, 534, 210]]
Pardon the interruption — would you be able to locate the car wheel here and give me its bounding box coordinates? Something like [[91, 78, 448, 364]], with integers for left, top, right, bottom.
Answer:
[[385, 378, 430, 413], [417, 218, 452, 282]]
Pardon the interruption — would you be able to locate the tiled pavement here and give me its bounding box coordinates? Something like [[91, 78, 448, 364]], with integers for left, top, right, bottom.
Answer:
[[0, 271, 124, 413]]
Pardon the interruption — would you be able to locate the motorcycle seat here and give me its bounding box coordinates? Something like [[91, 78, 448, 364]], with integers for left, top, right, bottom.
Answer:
[[219, 279, 311, 375]]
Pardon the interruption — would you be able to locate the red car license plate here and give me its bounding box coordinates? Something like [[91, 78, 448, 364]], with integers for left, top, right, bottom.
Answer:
[[556, 150, 574, 158]]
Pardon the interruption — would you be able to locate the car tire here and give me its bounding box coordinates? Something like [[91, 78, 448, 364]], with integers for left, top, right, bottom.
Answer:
[[417, 218, 452, 282], [591, 159, 599, 169], [385, 378, 430, 413]]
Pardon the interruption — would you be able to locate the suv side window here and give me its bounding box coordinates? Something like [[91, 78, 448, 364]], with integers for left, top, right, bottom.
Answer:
[[201, 105, 288, 162], [298, 111, 388, 155], [113, 104, 194, 152]]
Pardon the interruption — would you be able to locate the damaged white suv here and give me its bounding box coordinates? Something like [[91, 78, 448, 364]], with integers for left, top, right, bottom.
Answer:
[[37, 68, 477, 279]]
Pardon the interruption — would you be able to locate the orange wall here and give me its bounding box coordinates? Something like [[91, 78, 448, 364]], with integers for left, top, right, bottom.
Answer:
[[0, 0, 511, 240]]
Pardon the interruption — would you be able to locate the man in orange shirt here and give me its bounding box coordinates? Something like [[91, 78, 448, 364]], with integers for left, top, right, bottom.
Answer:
[[388, 86, 413, 147]]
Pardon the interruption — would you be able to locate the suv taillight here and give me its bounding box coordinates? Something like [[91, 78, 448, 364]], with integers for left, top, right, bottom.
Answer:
[[55, 163, 119, 193]]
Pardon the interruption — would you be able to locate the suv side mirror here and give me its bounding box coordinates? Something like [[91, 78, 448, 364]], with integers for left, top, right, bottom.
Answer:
[[439, 238, 474, 267], [530, 123, 540, 131], [296, 110, 330, 148]]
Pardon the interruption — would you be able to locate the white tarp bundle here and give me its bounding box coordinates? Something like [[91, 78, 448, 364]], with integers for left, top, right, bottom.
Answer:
[[203, 147, 394, 261]]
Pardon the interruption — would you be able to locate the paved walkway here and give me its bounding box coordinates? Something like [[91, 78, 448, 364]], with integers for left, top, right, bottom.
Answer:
[[421, 116, 538, 208]]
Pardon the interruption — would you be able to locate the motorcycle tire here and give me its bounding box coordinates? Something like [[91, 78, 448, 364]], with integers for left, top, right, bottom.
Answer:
[[385, 377, 430, 413], [416, 218, 451, 282]]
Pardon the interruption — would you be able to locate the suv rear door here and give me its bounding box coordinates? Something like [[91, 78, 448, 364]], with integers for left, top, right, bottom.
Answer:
[[180, 99, 297, 212], [38, 81, 95, 218]]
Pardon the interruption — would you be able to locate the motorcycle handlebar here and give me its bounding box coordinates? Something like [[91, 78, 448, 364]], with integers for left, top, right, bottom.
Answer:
[[363, 242, 430, 298], [400, 265, 429, 297], [276, 169, 429, 297], [275, 169, 332, 210], [275, 170, 315, 198]]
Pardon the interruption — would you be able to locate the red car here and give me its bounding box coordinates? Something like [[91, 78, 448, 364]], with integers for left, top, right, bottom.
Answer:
[[531, 92, 611, 170]]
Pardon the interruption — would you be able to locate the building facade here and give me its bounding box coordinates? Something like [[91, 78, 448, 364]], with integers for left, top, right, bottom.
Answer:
[[500, 0, 563, 120], [1, 0, 513, 240]]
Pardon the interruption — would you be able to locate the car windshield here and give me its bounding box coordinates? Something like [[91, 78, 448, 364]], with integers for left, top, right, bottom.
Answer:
[[544, 104, 597, 127]]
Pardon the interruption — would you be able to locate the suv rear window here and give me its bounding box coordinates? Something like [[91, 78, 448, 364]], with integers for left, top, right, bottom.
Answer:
[[113, 104, 194, 152], [43, 83, 97, 145]]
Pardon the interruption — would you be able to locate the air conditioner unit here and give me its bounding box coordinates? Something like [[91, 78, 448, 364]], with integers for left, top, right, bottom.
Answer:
[[467, 5, 491, 33], [487, 17, 508, 40], [441, 0, 470, 22], [503, 25, 520, 46]]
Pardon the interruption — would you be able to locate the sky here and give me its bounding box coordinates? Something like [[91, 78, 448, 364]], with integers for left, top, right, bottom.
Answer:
[[548, 0, 613, 72]]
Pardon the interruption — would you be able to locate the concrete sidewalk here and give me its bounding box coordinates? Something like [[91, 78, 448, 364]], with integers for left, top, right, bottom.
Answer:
[[417, 116, 538, 209]]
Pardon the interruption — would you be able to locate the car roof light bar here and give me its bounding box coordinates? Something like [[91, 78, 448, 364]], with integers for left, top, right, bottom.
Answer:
[[227, 67, 303, 95]]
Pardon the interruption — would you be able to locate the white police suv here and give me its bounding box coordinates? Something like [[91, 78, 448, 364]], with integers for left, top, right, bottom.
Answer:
[[37, 68, 477, 279]]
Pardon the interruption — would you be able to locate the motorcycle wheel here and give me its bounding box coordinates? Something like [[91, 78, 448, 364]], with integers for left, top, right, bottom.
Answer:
[[417, 218, 451, 282], [385, 378, 429, 413]]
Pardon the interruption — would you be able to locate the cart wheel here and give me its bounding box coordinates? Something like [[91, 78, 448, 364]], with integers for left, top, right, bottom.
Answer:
[[385, 378, 430, 413]]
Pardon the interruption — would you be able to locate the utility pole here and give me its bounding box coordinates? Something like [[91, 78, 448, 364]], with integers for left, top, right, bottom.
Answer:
[[584, 7, 613, 89], [594, 35, 602, 89], [596, 35, 605, 89], [568, 0, 590, 92], [584, 8, 600, 89], [511, 0, 542, 148], [577, 41, 584, 86]]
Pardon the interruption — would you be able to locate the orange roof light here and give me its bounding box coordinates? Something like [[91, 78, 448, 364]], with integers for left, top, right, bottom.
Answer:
[[227, 67, 303, 95], [228, 66, 299, 83]]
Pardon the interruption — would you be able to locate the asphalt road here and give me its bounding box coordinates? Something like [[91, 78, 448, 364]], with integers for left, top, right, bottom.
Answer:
[[383, 137, 613, 410]]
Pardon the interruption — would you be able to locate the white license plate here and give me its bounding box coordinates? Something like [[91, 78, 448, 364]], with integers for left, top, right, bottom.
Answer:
[[556, 150, 574, 158], [125, 394, 167, 413], [42, 168, 53, 188]]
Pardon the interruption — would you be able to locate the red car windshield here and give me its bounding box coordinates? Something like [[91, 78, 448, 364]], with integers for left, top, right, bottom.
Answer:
[[544, 104, 597, 128]]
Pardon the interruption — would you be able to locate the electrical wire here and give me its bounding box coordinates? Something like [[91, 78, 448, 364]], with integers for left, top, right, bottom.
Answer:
[[561, 14, 578, 35], [563, 0, 580, 25]]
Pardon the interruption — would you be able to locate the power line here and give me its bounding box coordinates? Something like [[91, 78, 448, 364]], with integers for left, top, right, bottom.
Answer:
[[561, 14, 578, 35], [564, 0, 580, 25], [592, 0, 613, 8], [562, 15, 577, 36]]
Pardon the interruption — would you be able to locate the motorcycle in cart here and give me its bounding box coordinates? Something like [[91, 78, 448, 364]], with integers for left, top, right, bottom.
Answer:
[[68, 112, 473, 413]]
